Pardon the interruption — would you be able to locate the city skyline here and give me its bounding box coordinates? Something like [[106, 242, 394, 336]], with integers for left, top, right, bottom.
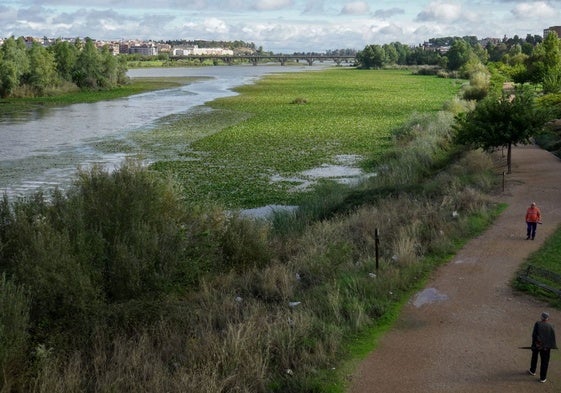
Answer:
[[1, 1, 560, 52]]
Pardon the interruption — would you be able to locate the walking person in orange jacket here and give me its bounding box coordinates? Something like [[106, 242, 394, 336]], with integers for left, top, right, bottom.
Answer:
[[525, 202, 541, 240]]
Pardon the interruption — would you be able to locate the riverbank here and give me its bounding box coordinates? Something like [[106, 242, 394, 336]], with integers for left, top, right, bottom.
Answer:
[[0, 106, 502, 392], [0, 76, 199, 115], [348, 145, 561, 393]]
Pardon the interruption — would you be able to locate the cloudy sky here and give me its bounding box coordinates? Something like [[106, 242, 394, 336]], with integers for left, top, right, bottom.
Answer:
[[1, 0, 560, 52]]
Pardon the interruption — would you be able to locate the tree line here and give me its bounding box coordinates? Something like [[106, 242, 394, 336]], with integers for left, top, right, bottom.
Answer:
[[0, 37, 128, 98], [355, 33, 558, 83]]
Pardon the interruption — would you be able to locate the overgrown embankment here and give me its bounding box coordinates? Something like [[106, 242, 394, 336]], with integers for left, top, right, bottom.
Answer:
[[0, 69, 503, 392]]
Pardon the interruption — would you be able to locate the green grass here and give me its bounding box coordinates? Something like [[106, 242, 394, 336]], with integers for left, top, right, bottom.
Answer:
[[515, 223, 561, 306], [151, 69, 461, 208]]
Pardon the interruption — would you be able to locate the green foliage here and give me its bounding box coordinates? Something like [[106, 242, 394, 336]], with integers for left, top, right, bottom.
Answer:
[[515, 224, 561, 306], [0, 36, 129, 98], [0, 274, 30, 391], [454, 86, 549, 172], [152, 69, 459, 208], [27, 42, 58, 95], [356, 44, 387, 69], [0, 162, 236, 346], [447, 39, 473, 71], [525, 31, 561, 85], [0, 67, 502, 393], [543, 66, 561, 94], [49, 39, 78, 82]]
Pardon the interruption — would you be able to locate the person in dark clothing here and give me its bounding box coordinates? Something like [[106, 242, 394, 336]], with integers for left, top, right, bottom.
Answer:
[[529, 312, 557, 383]]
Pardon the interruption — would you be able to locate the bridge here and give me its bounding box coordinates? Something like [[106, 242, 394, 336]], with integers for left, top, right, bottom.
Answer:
[[168, 54, 356, 66]]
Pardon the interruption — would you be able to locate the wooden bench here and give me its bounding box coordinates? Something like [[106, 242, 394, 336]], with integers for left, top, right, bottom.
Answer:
[[518, 265, 561, 297]]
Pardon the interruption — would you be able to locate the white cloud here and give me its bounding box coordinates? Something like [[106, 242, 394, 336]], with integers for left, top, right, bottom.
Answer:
[[416, 1, 462, 22], [374, 7, 405, 19], [341, 1, 370, 15], [252, 0, 294, 11], [511, 1, 558, 19], [203, 17, 230, 34]]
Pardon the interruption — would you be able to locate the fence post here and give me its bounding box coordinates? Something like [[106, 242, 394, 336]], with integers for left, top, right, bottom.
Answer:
[[375, 228, 380, 274], [503, 171, 505, 192]]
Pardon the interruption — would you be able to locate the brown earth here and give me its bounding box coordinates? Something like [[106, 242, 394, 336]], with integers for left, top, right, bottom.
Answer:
[[348, 144, 561, 393]]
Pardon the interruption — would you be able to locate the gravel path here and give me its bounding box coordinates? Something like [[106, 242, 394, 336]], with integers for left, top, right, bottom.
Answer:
[[348, 145, 561, 393]]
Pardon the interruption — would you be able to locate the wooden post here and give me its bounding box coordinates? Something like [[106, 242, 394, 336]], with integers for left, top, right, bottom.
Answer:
[[375, 228, 380, 273], [503, 171, 505, 192]]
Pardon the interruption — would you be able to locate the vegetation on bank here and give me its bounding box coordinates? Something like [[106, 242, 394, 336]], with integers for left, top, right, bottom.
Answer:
[[0, 64, 506, 392], [0, 76, 201, 122], [1, 28, 561, 393], [0, 37, 128, 98], [151, 69, 461, 208]]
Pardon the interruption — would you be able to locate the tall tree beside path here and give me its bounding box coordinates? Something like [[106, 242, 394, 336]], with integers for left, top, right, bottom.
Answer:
[[453, 86, 549, 174]]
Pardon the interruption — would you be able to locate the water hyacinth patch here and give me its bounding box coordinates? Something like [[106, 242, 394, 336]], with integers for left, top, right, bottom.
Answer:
[[148, 69, 460, 208]]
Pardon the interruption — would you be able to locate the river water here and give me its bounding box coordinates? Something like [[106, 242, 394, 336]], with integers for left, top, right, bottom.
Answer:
[[0, 64, 331, 199]]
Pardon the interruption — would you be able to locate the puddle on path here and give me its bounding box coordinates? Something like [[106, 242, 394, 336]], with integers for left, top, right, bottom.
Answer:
[[412, 287, 449, 308]]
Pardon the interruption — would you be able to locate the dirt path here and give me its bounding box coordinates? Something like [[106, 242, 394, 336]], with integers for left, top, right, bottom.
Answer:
[[348, 145, 561, 393]]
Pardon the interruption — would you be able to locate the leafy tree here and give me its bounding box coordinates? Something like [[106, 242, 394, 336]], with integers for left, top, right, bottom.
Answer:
[[73, 38, 103, 89], [356, 44, 386, 69], [0, 37, 29, 96], [49, 39, 78, 82], [27, 42, 58, 95], [0, 58, 19, 98], [526, 31, 561, 87], [382, 43, 399, 65], [406, 46, 443, 66], [454, 87, 549, 173], [447, 39, 473, 71]]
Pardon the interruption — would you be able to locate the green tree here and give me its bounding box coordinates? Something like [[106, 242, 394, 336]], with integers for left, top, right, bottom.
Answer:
[[73, 38, 103, 89], [447, 39, 473, 71], [99, 45, 128, 88], [49, 39, 78, 82], [382, 43, 399, 65], [0, 58, 19, 98], [454, 87, 548, 173], [526, 31, 561, 87], [356, 44, 386, 69], [28, 42, 58, 95], [0, 37, 29, 97]]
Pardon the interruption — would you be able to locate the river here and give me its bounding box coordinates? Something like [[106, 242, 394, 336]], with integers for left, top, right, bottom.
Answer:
[[0, 64, 332, 199]]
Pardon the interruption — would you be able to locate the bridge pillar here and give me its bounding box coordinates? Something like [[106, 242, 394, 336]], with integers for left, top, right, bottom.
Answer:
[[306, 57, 314, 66]]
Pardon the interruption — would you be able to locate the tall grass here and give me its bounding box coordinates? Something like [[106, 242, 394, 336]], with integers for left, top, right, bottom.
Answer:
[[2, 111, 500, 393], [0, 70, 502, 392]]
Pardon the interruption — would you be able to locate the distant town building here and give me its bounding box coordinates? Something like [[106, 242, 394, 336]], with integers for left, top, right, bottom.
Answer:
[[128, 43, 158, 56], [544, 26, 561, 38]]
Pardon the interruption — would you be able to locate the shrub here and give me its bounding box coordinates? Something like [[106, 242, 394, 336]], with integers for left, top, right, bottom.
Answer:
[[0, 274, 30, 391]]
